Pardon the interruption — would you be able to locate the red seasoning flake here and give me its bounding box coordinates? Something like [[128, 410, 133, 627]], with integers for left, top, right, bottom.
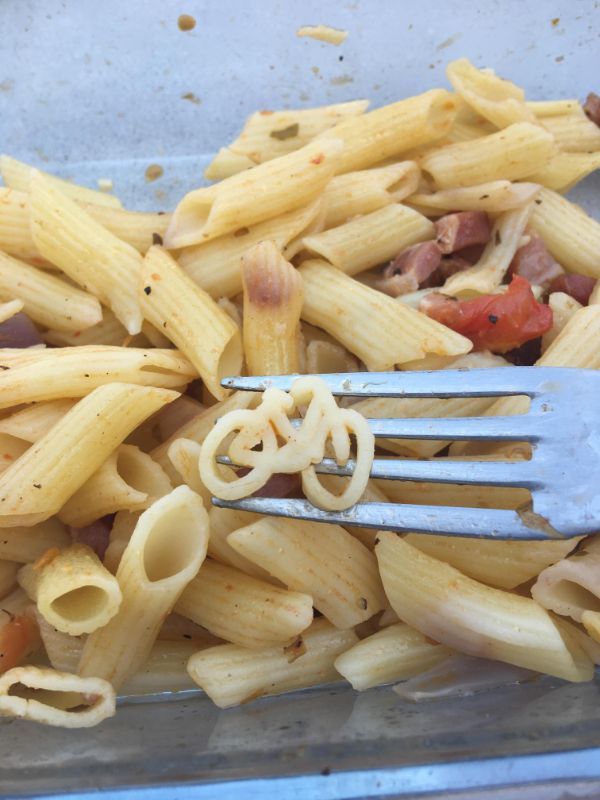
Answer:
[[310, 153, 325, 165], [151, 273, 162, 281]]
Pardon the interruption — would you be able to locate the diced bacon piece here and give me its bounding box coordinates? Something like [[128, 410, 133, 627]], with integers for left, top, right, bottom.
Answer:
[[376, 241, 442, 297], [69, 517, 113, 561], [434, 211, 492, 255], [583, 92, 600, 127], [549, 274, 597, 306], [0, 313, 42, 348], [508, 232, 564, 288]]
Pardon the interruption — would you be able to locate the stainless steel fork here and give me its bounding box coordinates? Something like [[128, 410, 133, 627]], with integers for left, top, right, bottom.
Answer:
[[213, 368, 600, 541]]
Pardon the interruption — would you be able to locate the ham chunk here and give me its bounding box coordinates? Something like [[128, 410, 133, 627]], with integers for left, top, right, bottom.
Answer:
[[376, 241, 442, 297], [549, 274, 597, 306], [434, 211, 491, 255], [508, 232, 564, 289], [584, 92, 600, 127]]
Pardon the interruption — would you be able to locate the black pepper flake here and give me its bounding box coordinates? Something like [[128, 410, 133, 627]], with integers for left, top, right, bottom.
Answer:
[[321, 767, 331, 777], [495, 231, 502, 245], [270, 123, 300, 140], [358, 597, 368, 610], [157, 211, 166, 216], [33, 483, 42, 489], [535, 199, 543, 205], [479, 194, 490, 199], [152, 232, 164, 246], [144, 286, 152, 295], [0, 365, 8, 370], [374, 537, 380, 546], [163, 321, 168, 328], [338, 54, 344, 61], [182, 633, 192, 640], [84, 373, 90, 378], [233, 227, 250, 237], [488, 314, 498, 324]]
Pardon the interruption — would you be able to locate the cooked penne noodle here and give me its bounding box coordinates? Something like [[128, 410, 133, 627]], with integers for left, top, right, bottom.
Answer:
[[335, 622, 453, 690], [102, 510, 140, 574], [443, 202, 534, 294], [530, 188, 600, 278], [408, 181, 541, 213], [174, 559, 314, 649], [376, 534, 593, 682], [446, 58, 536, 128], [320, 162, 420, 228], [140, 246, 242, 400], [420, 123, 555, 188], [305, 338, 359, 374], [18, 543, 122, 635], [0, 251, 103, 333], [0, 188, 41, 261], [542, 292, 582, 351], [35, 610, 85, 673], [0, 383, 178, 527], [0, 519, 70, 563], [377, 474, 530, 510], [204, 100, 368, 178], [177, 198, 322, 298], [43, 308, 146, 348], [0, 346, 194, 410], [165, 138, 342, 248], [167, 438, 208, 499], [119, 640, 198, 695], [0, 300, 23, 323], [187, 618, 357, 708], [228, 516, 386, 629], [30, 172, 143, 334], [78, 486, 209, 688], [78, 204, 171, 253], [150, 390, 256, 481], [0, 560, 18, 598], [0, 433, 30, 472], [526, 151, 600, 193], [206, 506, 268, 578], [301, 204, 434, 276], [405, 534, 581, 590], [0, 155, 122, 208], [527, 99, 583, 117], [531, 538, 600, 623], [241, 241, 303, 375], [319, 90, 457, 174], [0, 400, 77, 443], [59, 444, 172, 526], [0, 666, 116, 728], [299, 259, 472, 369], [541, 113, 600, 152], [582, 611, 600, 644]]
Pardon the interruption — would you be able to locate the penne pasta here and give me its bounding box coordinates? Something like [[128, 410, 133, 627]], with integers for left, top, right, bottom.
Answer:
[[0, 155, 122, 208], [119, 640, 198, 695], [299, 259, 472, 369], [187, 618, 357, 708], [30, 172, 143, 334], [58, 444, 172, 526], [167, 437, 208, 498], [78, 204, 171, 254], [376, 534, 593, 682], [18, 543, 122, 635], [526, 151, 600, 193], [334, 622, 453, 690], [0, 300, 23, 324], [319, 90, 457, 174], [0, 188, 41, 261], [241, 241, 303, 375], [443, 202, 534, 295], [446, 58, 536, 128], [0, 383, 178, 527], [102, 510, 140, 574], [0, 345, 195, 410], [35, 610, 85, 673], [204, 100, 368, 178], [206, 506, 268, 578], [542, 292, 582, 352], [408, 181, 541, 213], [0, 434, 30, 472], [0, 250, 103, 333], [78, 486, 209, 688], [541, 113, 600, 152], [0, 519, 70, 563], [301, 204, 434, 276], [0, 400, 77, 443], [405, 534, 581, 590], [177, 197, 322, 298], [165, 138, 342, 248], [174, 559, 314, 649], [530, 188, 600, 278], [0, 666, 116, 728], [227, 516, 386, 629], [527, 99, 583, 117], [43, 307, 146, 348], [140, 246, 242, 400], [320, 162, 420, 228], [305, 338, 359, 375], [420, 123, 555, 188]]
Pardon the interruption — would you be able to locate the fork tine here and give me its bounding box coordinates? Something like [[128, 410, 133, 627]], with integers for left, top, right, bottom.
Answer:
[[221, 367, 563, 398], [211, 497, 565, 540]]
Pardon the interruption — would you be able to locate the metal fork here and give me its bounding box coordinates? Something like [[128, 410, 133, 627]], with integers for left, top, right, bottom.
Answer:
[[213, 368, 600, 541]]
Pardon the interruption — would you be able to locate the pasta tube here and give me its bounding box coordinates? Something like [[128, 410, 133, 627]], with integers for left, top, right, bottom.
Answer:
[[165, 138, 342, 248], [241, 241, 303, 375], [531, 538, 600, 623], [18, 544, 122, 635], [0, 400, 76, 443], [300, 260, 471, 369], [541, 113, 600, 152], [187, 618, 357, 708], [140, 246, 242, 400], [175, 559, 314, 649], [78, 486, 209, 688], [408, 181, 541, 214], [376, 534, 593, 682], [30, 172, 143, 334], [0, 519, 70, 563], [0, 383, 178, 527], [228, 517, 386, 628]]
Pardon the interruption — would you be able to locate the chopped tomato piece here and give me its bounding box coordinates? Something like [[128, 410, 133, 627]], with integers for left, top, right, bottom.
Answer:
[[421, 275, 553, 353], [0, 614, 39, 674]]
